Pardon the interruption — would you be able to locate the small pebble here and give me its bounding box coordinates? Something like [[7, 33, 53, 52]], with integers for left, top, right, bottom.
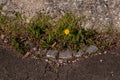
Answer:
[[100, 59, 103, 62], [95, 53, 98, 56], [4, 39, 8, 43], [76, 58, 79, 60], [45, 59, 49, 62], [98, 53, 102, 55], [84, 56, 88, 59], [1, 34, 5, 40], [33, 47, 37, 51], [48, 61, 52, 64], [58, 59, 63, 64], [72, 60, 76, 63], [112, 74, 114, 76], [63, 63, 67, 65], [68, 61, 71, 63], [110, 71, 114, 76], [38, 48, 41, 51], [26, 19, 30, 23], [104, 51, 107, 54]]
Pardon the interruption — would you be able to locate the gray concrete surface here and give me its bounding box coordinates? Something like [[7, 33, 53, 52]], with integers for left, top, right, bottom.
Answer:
[[0, 0, 120, 32]]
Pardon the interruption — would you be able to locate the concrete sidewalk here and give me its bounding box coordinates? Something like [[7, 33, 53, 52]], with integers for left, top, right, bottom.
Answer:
[[0, 46, 120, 80]]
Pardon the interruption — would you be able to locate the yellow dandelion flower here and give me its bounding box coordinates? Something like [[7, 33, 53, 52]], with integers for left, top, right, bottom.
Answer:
[[64, 29, 70, 35]]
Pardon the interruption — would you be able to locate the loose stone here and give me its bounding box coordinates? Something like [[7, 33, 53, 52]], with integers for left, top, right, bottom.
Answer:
[[73, 50, 84, 57], [86, 45, 98, 54], [46, 50, 58, 58], [59, 49, 72, 59]]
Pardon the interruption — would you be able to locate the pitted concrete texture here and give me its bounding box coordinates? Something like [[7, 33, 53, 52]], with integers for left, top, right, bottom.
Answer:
[[0, 0, 120, 32], [0, 45, 120, 80]]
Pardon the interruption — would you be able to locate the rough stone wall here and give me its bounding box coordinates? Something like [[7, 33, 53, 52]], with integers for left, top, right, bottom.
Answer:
[[0, 0, 120, 32]]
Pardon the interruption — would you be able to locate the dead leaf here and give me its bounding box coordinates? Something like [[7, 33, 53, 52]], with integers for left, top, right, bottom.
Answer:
[[22, 52, 31, 59], [51, 42, 56, 48]]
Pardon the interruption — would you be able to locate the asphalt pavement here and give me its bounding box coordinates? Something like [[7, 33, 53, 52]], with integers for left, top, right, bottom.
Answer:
[[0, 46, 120, 80]]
